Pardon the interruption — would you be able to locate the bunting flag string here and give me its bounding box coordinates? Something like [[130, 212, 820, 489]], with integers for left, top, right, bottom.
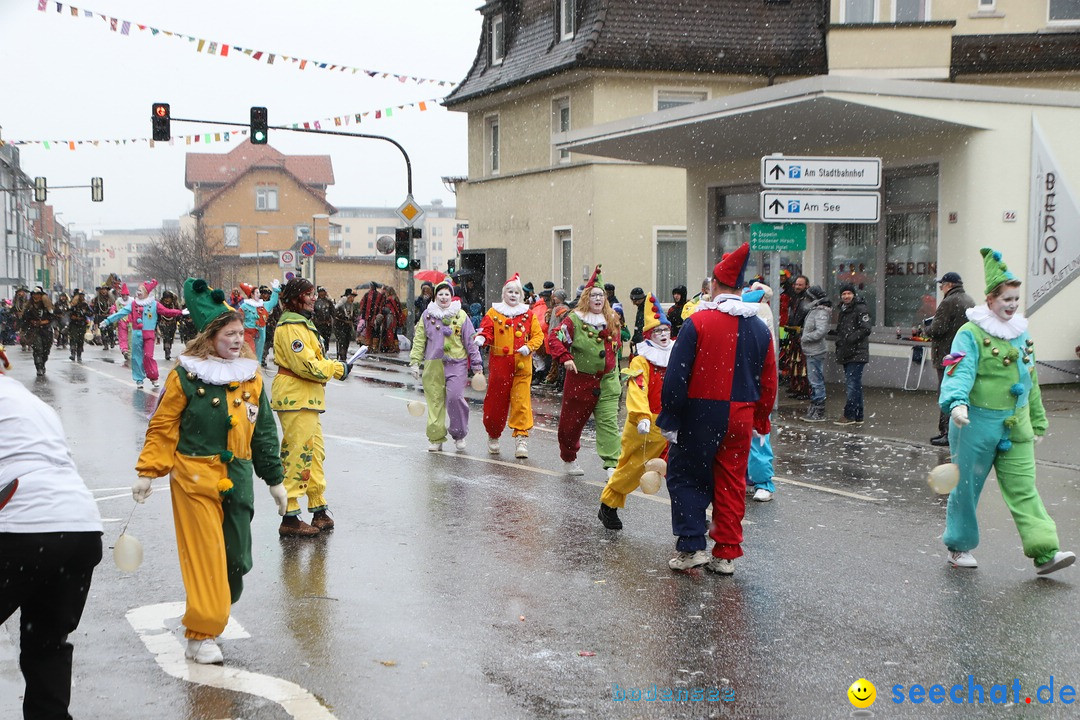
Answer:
[[37, 0, 460, 88], [0, 98, 443, 150]]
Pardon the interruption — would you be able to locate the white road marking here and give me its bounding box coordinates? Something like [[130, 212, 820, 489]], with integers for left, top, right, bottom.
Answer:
[[322, 433, 405, 449], [126, 602, 336, 719], [775, 476, 886, 503]]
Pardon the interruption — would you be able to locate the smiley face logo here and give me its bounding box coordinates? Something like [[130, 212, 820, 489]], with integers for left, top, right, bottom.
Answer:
[[847, 678, 876, 709]]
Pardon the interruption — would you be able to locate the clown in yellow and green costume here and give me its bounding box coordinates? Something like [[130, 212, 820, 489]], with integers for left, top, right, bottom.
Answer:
[[938, 248, 1074, 575], [136, 278, 284, 654]]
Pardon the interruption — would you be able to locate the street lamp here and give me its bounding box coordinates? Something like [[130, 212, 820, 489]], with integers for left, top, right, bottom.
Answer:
[[311, 213, 329, 287], [255, 230, 269, 285]]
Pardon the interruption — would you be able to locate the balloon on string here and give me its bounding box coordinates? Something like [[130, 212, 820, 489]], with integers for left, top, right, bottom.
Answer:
[[639, 471, 662, 495], [927, 463, 960, 494], [406, 401, 426, 417], [113, 533, 143, 572], [643, 458, 667, 476], [470, 373, 488, 392]]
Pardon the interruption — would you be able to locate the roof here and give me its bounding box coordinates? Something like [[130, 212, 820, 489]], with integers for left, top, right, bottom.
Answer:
[[444, 0, 827, 107], [185, 140, 335, 189], [953, 32, 1080, 76]]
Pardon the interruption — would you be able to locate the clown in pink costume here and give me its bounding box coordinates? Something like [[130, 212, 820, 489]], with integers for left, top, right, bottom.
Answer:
[[101, 279, 183, 388]]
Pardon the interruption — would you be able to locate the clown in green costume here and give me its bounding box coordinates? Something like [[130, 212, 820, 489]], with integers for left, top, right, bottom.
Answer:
[[938, 248, 1074, 575]]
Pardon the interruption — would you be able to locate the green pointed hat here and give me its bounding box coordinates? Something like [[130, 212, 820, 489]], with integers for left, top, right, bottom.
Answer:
[[584, 264, 604, 291], [183, 277, 233, 332], [980, 247, 1019, 296]]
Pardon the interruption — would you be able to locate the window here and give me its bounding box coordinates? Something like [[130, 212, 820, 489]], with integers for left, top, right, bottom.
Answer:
[[656, 89, 709, 111], [491, 14, 505, 65], [826, 224, 878, 325], [552, 97, 571, 163], [894, 0, 929, 21], [656, 229, 687, 303], [558, 0, 575, 40], [256, 186, 278, 211], [127, 257, 138, 268], [977, 0, 995, 10], [555, 228, 572, 294], [485, 115, 500, 175], [842, 0, 876, 23], [1050, 0, 1080, 21], [224, 224, 239, 248]]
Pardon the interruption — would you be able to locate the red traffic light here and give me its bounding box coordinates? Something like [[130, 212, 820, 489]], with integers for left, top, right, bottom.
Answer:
[[153, 104, 168, 118], [151, 103, 171, 141]]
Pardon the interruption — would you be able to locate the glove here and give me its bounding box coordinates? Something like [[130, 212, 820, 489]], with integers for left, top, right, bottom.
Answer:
[[517, 346, 531, 356], [474, 335, 486, 347], [410, 364, 422, 380], [268, 483, 288, 516], [132, 476, 153, 503], [660, 428, 678, 444], [951, 405, 970, 427], [270, 278, 281, 290], [99, 319, 109, 328], [340, 362, 352, 380], [636, 419, 651, 435], [1034, 434, 1045, 445]]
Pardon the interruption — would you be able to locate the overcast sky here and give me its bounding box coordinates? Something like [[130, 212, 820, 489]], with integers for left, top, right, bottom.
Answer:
[[0, 0, 482, 234]]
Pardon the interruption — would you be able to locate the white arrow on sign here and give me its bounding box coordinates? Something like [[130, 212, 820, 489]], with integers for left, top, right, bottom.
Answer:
[[760, 191, 880, 224], [761, 156, 881, 189]]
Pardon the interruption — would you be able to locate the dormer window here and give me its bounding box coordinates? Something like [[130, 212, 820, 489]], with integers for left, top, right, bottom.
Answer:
[[559, 0, 575, 40], [491, 14, 505, 65]]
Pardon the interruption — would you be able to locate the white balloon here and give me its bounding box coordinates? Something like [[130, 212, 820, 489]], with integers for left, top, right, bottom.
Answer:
[[640, 471, 663, 495], [643, 458, 667, 476], [927, 463, 960, 495], [406, 401, 426, 417], [470, 374, 488, 392], [113, 533, 143, 572]]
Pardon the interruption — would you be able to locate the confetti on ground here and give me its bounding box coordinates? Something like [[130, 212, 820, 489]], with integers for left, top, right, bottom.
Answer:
[[379, 660, 397, 667], [578, 651, 596, 657]]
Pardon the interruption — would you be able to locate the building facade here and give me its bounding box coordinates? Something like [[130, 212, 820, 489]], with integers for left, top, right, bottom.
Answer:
[[89, 229, 158, 289], [0, 143, 38, 298]]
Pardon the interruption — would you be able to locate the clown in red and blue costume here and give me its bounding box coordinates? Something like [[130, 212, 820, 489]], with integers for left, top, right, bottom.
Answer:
[[657, 242, 777, 574]]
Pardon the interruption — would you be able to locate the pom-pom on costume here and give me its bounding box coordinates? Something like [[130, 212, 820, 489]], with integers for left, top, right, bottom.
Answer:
[[102, 279, 182, 385], [657, 243, 777, 564], [475, 273, 544, 442], [135, 277, 283, 644], [410, 280, 483, 445], [938, 247, 1068, 570]]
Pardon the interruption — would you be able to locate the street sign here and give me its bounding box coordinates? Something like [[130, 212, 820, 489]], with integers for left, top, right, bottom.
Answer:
[[396, 194, 425, 227], [278, 250, 295, 268], [760, 191, 880, 224], [299, 241, 317, 257], [284, 270, 297, 282], [761, 156, 881, 189], [750, 223, 806, 252]]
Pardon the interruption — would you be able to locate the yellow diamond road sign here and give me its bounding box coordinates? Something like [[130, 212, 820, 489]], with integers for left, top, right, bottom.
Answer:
[[396, 195, 425, 226]]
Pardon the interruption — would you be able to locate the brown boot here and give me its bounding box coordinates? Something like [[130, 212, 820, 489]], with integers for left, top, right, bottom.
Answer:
[[278, 515, 320, 537], [311, 509, 335, 531]]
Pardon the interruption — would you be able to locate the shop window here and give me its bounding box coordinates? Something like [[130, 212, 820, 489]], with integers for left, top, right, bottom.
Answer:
[[656, 229, 687, 303], [1050, 0, 1080, 22], [826, 224, 878, 325]]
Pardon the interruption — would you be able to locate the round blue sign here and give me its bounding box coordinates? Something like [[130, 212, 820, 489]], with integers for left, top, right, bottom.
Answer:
[[300, 241, 317, 257]]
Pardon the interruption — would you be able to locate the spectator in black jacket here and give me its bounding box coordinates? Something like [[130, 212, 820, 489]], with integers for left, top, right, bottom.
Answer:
[[667, 285, 687, 338], [927, 271, 974, 445], [834, 283, 872, 426]]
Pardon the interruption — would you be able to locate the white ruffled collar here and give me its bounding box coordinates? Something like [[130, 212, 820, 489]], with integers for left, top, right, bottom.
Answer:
[[133, 296, 152, 307], [492, 302, 529, 317], [574, 310, 607, 328], [696, 294, 760, 317], [242, 297, 264, 308], [967, 304, 1027, 340], [426, 300, 462, 320], [178, 354, 259, 385], [635, 339, 673, 367]]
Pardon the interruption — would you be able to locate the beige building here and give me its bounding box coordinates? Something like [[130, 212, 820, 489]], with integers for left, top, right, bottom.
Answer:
[[89, 228, 157, 289]]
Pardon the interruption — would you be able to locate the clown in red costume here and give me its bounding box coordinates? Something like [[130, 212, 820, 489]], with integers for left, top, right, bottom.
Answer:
[[657, 242, 777, 575], [474, 273, 544, 458]]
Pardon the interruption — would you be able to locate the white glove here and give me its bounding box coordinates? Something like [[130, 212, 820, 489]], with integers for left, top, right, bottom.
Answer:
[[951, 405, 970, 427], [270, 278, 281, 290], [660, 428, 678, 444], [1034, 434, 1045, 445], [268, 483, 288, 516], [132, 476, 153, 503], [517, 346, 531, 356], [410, 364, 421, 380], [474, 335, 486, 347], [636, 419, 651, 435]]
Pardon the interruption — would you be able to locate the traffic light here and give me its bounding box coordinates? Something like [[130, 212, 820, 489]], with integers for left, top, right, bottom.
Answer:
[[34, 177, 47, 203], [394, 228, 410, 270], [90, 177, 104, 202], [151, 103, 170, 141], [447, 258, 456, 274], [250, 106, 268, 144]]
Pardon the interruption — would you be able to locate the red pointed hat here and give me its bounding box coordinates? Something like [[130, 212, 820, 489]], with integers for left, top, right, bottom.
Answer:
[[239, 282, 256, 298], [713, 242, 750, 289], [584, 264, 604, 290], [503, 272, 523, 290]]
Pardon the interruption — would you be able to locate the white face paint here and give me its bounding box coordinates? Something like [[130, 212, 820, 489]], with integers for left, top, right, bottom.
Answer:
[[651, 325, 672, 348], [989, 286, 1020, 321], [214, 319, 246, 359], [136, 285, 148, 300], [588, 289, 606, 314], [435, 288, 453, 309], [503, 285, 522, 306]]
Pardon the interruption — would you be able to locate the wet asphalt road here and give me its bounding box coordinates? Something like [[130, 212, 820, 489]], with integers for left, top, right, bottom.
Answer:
[[2, 346, 1079, 719]]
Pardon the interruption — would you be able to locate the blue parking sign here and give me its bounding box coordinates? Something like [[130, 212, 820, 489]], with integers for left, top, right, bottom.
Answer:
[[789, 165, 802, 178], [788, 200, 801, 213]]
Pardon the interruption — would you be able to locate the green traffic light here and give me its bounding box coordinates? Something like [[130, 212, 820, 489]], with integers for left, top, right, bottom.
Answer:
[[396, 257, 409, 270], [253, 131, 265, 142]]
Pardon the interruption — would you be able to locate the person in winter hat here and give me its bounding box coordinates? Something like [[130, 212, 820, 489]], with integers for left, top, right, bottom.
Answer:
[[474, 272, 544, 458], [100, 279, 182, 389], [742, 281, 779, 502], [833, 282, 871, 425], [547, 265, 624, 476], [928, 271, 974, 446], [411, 279, 484, 452], [799, 285, 832, 423], [938, 247, 1074, 576], [598, 291, 674, 529]]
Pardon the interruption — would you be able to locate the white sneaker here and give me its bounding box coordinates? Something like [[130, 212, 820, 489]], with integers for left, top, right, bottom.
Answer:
[[564, 461, 584, 476], [514, 438, 528, 458], [1036, 550, 1076, 576], [428, 441, 443, 452], [185, 638, 223, 664], [606, 467, 616, 479], [454, 438, 467, 452], [488, 437, 500, 454], [135, 380, 144, 389], [947, 550, 977, 568], [752, 488, 773, 503], [705, 557, 735, 575], [668, 550, 711, 571], [150, 379, 160, 389]]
